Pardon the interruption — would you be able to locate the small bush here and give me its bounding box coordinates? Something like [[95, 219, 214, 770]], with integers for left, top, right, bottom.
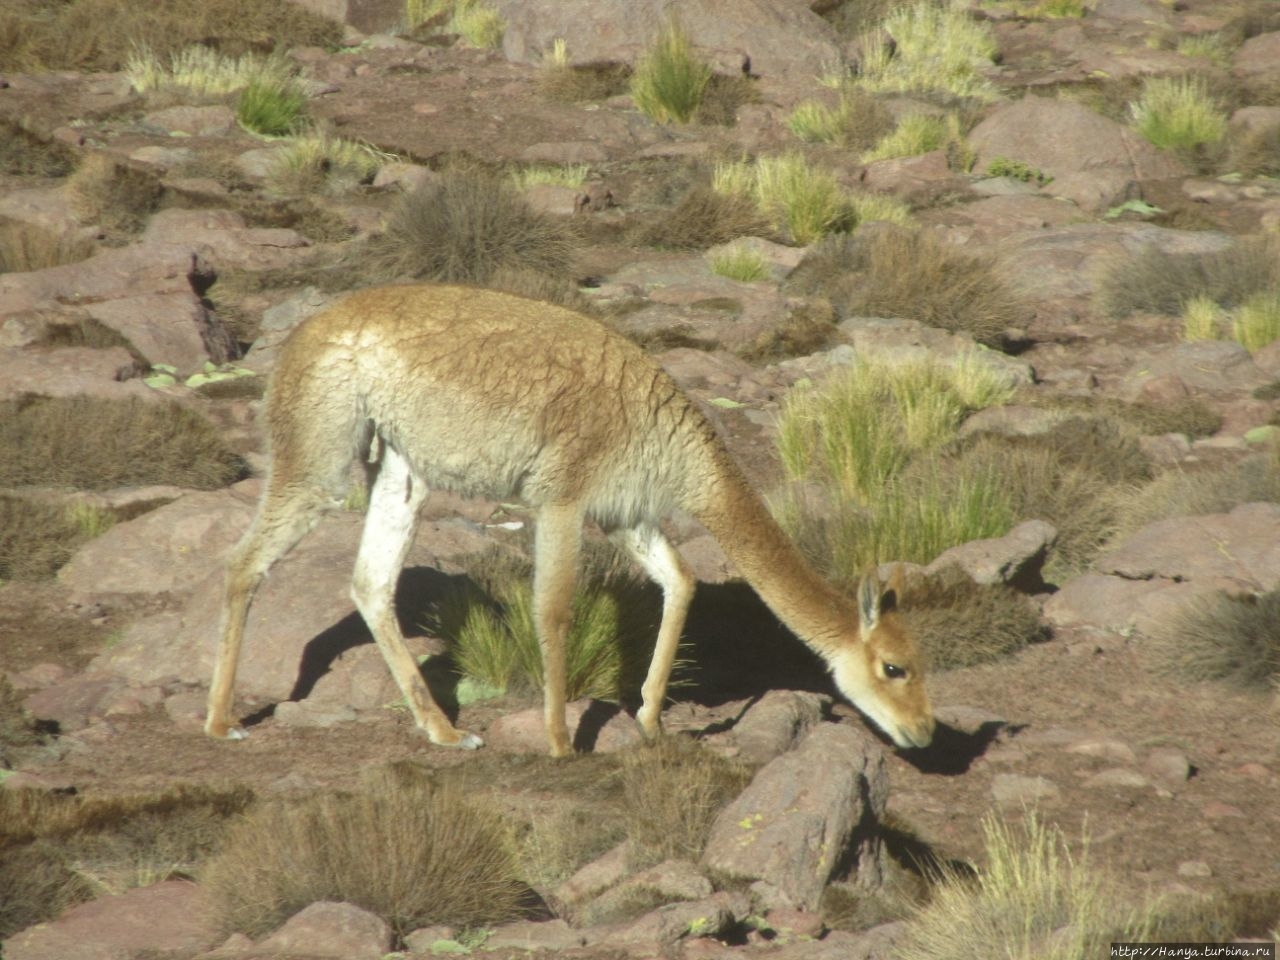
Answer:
[[203, 767, 526, 938], [714, 154, 856, 246], [1152, 590, 1280, 689], [362, 167, 576, 286], [629, 183, 772, 250], [1098, 234, 1280, 319], [630, 19, 712, 125], [0, 221, 94, 274], [1181, 294, 1225, 341], [236, 76, 308, 137], [897, 813, 1162, 959], [538, 39, 631, 102], [1233, 291, 1280, 353], [855, 0, 999, 101], [0, 784, 253, 940], [1130, 75, 1229, 154], [787, 89, 894, 149], [864, 113, 963, 163], [620, 737, 750, 868], [0, 0, 341, 73], [125, 45, 295, 100], [986, 155, 1052, 184], [0, 122, 76, 177], [67, 156, 165, 238], [1176, 32, 1232, 67], [431, 547, 659, 703], [509, 163, 590, 192], [709, 242, 769, 281], [905, 573, 1046, 669], [407, 0, 505, 48], [267, 131, 388, 195], [0, 396, 247, 491], [787, 228, 1021, 346]]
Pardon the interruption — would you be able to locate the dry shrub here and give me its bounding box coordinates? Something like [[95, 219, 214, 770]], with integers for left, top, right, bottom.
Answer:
[[695, 73, 759, 126], [904, 570, 1047, 670], [361, 167, 576, 286], [539, 62, 630, 103], [0, 496, 90, 580], [0, 396, 247, 491], [1227, 120, 1280, 177], [0, 0, 340, 73], [787, 227, 1021, 347], [1098, 234, 1280, 319], [0, 122, 76, 178], [202, 765, 527, 939], [0, 784, 253, 939], [628, 183, 771, 250], [0, 220, 94, 274], [741, 298, 839, 361], [1151, 589, 1280, 689], [620, 736, 750, 869], [67, 156, 165, 238]]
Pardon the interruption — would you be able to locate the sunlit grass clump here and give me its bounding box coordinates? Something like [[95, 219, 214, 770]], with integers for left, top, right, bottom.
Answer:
[[405, 0, 505, 48], [787, 88, 894, 149], [236, 76, 308, 137], [863, 113, 966, 163], [125, 44, 295, 99], [1178, 291, 1280, 353], [708, 241, 769, 281], [268, 131, 391, 193], [856, 0, 999, 101], [896, 814, 1163, 959], [1129, 75, 1228, 153], [630, 19, 712, 125], [773, 354, 1018, 572], [509, 163, 590, 192]]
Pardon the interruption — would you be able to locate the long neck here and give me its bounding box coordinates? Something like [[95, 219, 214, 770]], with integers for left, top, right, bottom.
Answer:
[[686, 451, 857, 657]]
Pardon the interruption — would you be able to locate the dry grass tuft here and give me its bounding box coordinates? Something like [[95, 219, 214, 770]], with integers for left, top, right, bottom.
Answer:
[[620, 736, 751, 868], [0, 496, 102, 580], [67, 156, 165, 239], [0, 784, 254, 940], [202, 765, 527, 938], [0, 122, 76, 178], [1150, 589, 1280, 690], [0, 221, 94, 274], [0, 396, 247, 491], [0, 0, 340, 73], [904, 570, 1047, 670], [1099, 234, 1280, 319], [359, 167, 576, 287], [629, 183, 772, 250], [786, 227, 1021, 346]]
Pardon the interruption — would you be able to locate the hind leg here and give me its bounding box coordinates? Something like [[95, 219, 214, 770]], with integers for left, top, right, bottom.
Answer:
[[206, 482, 333, 739], [352, 445, 482, 749]]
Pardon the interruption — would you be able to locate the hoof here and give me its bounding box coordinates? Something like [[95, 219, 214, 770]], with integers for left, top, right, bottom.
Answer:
[[457, 732, 484, 750], [205, 722, 248, 741]]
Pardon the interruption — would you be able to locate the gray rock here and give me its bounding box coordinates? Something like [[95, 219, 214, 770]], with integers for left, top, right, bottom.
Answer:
[[485, 698, 644, 754], [702, 722, 888, 910], [991, 773, 1061, 807], [927, 519, 1057, 589], [478, 918, 587, 953], [731, 689, 829, 765], [0, 345, 150, 402]]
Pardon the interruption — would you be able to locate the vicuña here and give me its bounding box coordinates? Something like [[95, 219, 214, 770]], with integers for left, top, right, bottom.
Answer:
[[206, 284, 935, 756]]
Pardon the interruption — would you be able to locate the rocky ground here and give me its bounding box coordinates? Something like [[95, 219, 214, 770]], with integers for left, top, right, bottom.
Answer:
[[2, 0, 1280, 958]]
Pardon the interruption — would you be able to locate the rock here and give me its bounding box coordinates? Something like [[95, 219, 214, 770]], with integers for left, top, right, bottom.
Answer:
[[1127, 340, 1269, 398], [22, 672, 129, 732], [1178, 860, 1213, 878], [926, 519, 1057, 590], [554, 841, 632, 907], [478, 919, 587, 953], [731, 689, 829, 765], [4, 880, 219, 960], [495, 0, 842, 81], [599, 892, 740, 955], [991, 773, 1060, 807], [485, 698, 644, 754], [1042, 571, 1204, 636], [1145, 748, 1193, 787], [1233, 31, 1280, 95], [1083, 768, 1149, 790], [702, 722, 888, 910], [1065, 738, 1138, 765], [0, 345, 151, 402], [272, 698, 359, 728], [258, 901, 392, 959], [285, 0, 402, 33], [143, 208, 311, 272], [141, 105, 237, 136], [968, 98, 1183, 213]]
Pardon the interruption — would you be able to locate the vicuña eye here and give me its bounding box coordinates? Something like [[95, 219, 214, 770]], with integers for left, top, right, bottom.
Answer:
[[883, 663, 907, 680]]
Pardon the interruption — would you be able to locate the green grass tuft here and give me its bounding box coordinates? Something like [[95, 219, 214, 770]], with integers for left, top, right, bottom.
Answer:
[[1129, 75, 1228, 153], [630, 19, 712, 125], [236, 75, 308, 137], [1232, 291, 1280, 353], [855, 0, 999, 101], [708, 242, 769, 281], [267, 131, 390, 195], [405, 0, 505, 48], [864, 113, 964, 163]]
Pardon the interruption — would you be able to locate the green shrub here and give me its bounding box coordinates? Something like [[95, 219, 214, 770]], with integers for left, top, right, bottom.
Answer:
[[985, 156, 1052, 184], [714, 154, 855, 245], [786, 228, 1021, 346], [362, 167, 576, 286], [202, 767, 525, 938], [431, 549, 658, 702], [1181, 294, 1225, 341], [855, 0, 999, 101], [864, 113, 962, 163], [1130, 75, 1228, 153], [1232, 291, 1280, 353], [788, 89, 894, 149], [236, 75, 307, 136], [406, 0, 505, 48], [630, 19, 711, 124], [267, 131, 389, 194], [709, 242, 769, 281]]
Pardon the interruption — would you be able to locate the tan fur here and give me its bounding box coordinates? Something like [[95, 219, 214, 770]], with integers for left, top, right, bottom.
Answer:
[[206, 284, 935, 755]]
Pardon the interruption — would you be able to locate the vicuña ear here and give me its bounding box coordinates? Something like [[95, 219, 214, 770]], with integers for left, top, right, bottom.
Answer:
[[881, 562, 907, 614], [857, 569, 883, 631]]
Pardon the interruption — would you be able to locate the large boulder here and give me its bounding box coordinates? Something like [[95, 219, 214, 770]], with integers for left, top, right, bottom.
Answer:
[[702, 722, 888, 910], [969, 97, 1184, 212], [494, 0, 842, 81]]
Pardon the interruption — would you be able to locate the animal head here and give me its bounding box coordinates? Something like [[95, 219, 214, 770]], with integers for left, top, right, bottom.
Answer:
[[829, 566, 934, 749]]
